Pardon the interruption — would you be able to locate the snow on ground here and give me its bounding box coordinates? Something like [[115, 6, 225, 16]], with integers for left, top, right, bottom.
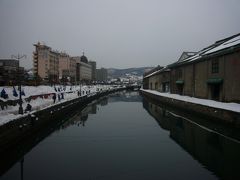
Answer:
[[141, 89, 240, 113], [0, 85, 120, 126]]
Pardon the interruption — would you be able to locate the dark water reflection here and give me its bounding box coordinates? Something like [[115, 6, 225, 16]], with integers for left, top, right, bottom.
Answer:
[[1, 91, 240, 180]]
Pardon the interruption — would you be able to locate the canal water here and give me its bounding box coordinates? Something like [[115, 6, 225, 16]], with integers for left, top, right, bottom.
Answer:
[[1, 91, 240, 180]]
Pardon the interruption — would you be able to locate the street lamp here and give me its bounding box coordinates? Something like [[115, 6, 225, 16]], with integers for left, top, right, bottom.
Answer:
[[79, 80, 82, 97], [11, 54, 26, 114]]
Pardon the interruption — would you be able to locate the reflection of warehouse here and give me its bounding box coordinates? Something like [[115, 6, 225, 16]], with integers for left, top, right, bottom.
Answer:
[[109, 91, 142, 103], [169, 115, 240, 180], [142, 98, 172, 130], [143, 33, 240, 102], [99, 97, 108, 106], [143, 98, 240, 179]]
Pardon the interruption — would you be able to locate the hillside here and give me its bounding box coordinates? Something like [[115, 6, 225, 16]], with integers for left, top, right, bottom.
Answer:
[[107, 67, 153, 78]]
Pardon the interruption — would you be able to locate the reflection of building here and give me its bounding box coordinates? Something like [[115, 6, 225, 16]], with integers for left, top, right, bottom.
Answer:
[[108, 91, 142, 103], [0, 59, 24, 86], [142, 98, 171, 130], [61, 103, 97, 128], [169, 114, 240, 180], [81, 104, 97, 115], [90, 104, 97, 114], [143, 97, 240, 179], [96, 68, 108, 81], [33, 42, 59, 83], [100, 97, 108, 106]]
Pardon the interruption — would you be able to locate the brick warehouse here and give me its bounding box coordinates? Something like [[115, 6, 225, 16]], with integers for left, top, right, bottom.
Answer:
[[143, 33, 240, 103]]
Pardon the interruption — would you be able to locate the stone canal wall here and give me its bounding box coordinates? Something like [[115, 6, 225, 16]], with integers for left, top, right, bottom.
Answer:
[[141, 90, 240, 126], [0, 88, 124, 154]]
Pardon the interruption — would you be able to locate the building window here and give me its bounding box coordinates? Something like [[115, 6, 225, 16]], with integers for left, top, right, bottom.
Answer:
[[176, 69, 182, 79], [155, 82, 158, 90], [212, 59, 219, 73]]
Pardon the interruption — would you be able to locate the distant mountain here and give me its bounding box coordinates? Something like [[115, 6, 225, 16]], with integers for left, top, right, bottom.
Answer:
[[107, 67, 153, 78]]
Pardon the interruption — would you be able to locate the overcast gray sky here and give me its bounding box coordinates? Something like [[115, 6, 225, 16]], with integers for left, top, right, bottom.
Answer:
[[0, 0, 240, 69]]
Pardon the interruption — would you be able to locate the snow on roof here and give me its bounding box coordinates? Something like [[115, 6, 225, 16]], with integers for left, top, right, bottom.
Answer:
[[203, 34, 240, 55], [144, 69, 162, 78], [180, 45, 216, 63], [177, 51, 197, 62], [169, 33, 240, 67], [141, 89, 240, 113], [187, 52, 197, 56], [144, 67, 169, 78]]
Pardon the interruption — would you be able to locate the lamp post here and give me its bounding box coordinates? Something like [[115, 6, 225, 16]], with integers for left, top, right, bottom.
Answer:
[[79, 81, 82, 96], [11, 54, 26, 114], [20, 157, 24, 180]]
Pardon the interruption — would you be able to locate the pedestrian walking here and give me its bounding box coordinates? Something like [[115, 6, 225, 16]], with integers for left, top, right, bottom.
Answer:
[[58, 94, 61, 101], [52, 93, 56, 103]]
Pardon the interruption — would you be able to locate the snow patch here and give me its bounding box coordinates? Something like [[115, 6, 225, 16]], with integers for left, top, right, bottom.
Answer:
[[141, 89, 240, 113]]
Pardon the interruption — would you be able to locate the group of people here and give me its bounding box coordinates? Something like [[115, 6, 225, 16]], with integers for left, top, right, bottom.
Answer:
[[0, 87, 26, 99], [1, 86, 94, 112], [0, 89, 8, 99], [52, 92, 64, 103]]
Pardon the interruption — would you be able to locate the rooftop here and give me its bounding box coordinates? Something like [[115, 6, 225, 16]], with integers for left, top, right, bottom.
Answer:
[[168, 33, 240, 68]]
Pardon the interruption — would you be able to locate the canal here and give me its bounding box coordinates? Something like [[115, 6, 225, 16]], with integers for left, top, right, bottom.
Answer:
[[1, 91, 240, 180]]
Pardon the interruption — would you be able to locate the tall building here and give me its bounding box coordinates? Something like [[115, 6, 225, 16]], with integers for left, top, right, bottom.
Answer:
[[72, 56, 81, 83], [89, 61, 96, 81], [33, 43, 96, 85], [72, 53, 92, 83], [0, 59, 24, 86], [80, 53, 92, 82], [33, 42, 59, 83], [96, 68, 108, 82], [59, 52, 76, 84]]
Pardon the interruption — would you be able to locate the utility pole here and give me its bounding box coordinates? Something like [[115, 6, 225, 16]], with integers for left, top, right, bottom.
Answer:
[[11, 54, 26, 114], [20, 157, 24, 180]]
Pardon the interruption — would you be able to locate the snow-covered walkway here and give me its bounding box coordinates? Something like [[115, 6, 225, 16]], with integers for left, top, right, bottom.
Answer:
[[0, 85, 120, 126], [141, 89, 240, 113]]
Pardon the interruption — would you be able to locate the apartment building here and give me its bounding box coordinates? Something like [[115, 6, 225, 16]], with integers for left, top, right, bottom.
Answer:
[[33, 42, 59, 83], [72, 54, 92, 83], [33, 43, 96, 84], [59, 53, 76, 84]]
